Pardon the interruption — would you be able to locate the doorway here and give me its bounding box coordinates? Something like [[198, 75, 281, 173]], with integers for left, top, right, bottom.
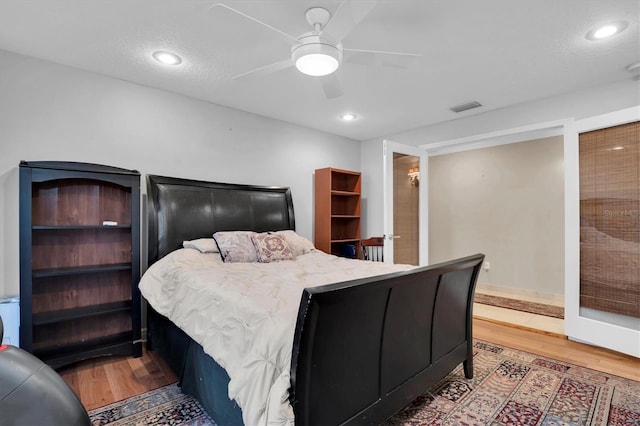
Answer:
[[383, 139, 428, 266], [393, 153, 420, 265], [419, 109, 639, 356]]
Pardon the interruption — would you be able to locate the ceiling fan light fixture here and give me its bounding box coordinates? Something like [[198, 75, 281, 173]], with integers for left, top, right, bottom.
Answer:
[[292, 40, 342, 77]]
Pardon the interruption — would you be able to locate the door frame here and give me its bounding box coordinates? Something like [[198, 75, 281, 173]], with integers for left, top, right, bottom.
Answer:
[[383, 140, 428, 265]]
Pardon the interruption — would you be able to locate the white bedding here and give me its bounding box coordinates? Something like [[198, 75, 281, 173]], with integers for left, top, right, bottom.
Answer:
[[139, 248, 414, 426]]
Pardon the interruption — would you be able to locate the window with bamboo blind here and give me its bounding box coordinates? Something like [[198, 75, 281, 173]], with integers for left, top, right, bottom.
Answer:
[[579, 121, 639, 318]]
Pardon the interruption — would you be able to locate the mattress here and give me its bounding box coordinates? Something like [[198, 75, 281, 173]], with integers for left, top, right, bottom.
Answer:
[[139, 248, 414, 426]]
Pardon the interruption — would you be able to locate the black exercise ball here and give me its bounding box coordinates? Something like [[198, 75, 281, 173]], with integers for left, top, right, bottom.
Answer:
[[0, 315, 90, 426]]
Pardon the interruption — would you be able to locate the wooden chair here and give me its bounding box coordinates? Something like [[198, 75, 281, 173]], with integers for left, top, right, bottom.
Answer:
[[361, 237, 384, 262]]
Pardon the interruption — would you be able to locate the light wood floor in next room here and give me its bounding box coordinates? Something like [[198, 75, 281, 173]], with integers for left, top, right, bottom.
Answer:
[[473, 288, 565, 335], [58, 318, 640, 412]]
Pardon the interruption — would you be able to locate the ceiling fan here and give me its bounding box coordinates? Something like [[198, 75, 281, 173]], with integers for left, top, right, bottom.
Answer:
[[212, 1, 422, 99]]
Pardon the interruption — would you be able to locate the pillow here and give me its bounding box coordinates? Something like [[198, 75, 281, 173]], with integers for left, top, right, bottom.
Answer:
[[274, 230, 316, 257], [182, 238, 219, 253], [251, 232, 294, 263], [213, 231, 258, 263]]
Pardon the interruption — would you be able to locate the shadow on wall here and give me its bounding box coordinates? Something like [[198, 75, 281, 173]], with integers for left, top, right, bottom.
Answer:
[[1, 167, 19, 298]]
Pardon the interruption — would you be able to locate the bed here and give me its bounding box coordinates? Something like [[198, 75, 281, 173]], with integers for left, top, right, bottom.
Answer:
[[141, 174, 484, 426]]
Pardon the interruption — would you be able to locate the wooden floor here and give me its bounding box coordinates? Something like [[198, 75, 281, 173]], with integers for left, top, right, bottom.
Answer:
[[474, 319, 639, 381], [60, 318, 640, 412], [58, 346, 178, 411]]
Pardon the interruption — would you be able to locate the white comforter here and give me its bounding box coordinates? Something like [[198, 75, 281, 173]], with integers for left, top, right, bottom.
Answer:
[[139, 248, 414, 426]]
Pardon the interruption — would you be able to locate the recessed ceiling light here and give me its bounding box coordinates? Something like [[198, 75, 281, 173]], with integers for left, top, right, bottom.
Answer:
[[340, 113, 357, 121], [585, 21, 628, 40], [612, 146, 624, 151], [152, 51, 182, 65], [626, 62, 640, 81]]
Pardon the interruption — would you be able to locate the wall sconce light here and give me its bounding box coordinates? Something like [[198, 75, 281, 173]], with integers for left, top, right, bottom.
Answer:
[[408, 167, 420, 186]]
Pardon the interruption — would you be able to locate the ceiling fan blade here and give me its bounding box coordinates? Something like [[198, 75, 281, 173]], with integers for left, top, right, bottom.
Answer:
[[319, 73, 343, 99], [322, 0, 376, 43], [344, 48, 422, 69], [232, 58, 293, 80], [212, 3, 300, 46]]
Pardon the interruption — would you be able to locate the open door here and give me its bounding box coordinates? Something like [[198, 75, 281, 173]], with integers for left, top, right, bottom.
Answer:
[[383, 140, 428, 265]]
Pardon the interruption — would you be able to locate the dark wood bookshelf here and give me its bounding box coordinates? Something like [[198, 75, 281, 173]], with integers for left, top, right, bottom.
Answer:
[[32, 300, 133, 326], [19, 161, 142, 369], [33, 225, 132, 230], [36, 332, 134, 369], [32, 263, 132, 278]]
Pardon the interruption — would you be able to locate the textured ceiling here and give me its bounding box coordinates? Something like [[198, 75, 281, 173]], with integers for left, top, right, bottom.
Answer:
[[0, 0, 638, 141]]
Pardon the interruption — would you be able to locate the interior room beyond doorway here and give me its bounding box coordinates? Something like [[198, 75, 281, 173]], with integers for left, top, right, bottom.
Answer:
[[428, 135, 565, 333]]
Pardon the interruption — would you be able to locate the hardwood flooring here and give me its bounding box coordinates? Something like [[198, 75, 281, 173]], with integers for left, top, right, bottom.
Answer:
[[474, 319, 639, 381], [60, 318, 639, 413], [58, 347, 177, 411]]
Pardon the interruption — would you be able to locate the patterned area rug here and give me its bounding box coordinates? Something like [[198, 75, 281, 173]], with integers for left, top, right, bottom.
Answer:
[[89, 340, 639, 425], [89, 384, 214, 425], [474, 293, 565, 319]]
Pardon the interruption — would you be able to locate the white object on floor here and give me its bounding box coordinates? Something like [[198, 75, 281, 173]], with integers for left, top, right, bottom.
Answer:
[[0, 296, 20, 345]]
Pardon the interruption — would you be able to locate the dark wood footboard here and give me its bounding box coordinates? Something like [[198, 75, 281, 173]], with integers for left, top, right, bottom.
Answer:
[[290, 253, 484, 426]]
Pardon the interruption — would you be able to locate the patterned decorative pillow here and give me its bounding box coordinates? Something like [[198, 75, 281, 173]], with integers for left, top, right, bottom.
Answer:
[[183, 238, 219, 253], [274, 230, 316, 257], [251, 232, 294, 263], [213, 231, 258, 263]]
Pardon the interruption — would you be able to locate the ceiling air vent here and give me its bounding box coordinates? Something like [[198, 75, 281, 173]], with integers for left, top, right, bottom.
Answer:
[[450, 101, 482, 113]]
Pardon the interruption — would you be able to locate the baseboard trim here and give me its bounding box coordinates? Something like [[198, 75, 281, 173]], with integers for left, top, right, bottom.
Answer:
[[476, 283, 564, 306]]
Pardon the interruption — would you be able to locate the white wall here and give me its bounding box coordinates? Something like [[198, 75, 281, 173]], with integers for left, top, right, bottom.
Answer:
[[360, 139, 384, 239], [0, 49, 361, 298]]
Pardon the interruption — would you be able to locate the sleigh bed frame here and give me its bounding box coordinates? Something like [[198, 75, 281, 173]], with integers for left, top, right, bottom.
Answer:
[[144, 174, 484, 426]]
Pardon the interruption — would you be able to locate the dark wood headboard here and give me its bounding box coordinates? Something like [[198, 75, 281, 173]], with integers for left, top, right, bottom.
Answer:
[[146, 174, 295, 265]]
